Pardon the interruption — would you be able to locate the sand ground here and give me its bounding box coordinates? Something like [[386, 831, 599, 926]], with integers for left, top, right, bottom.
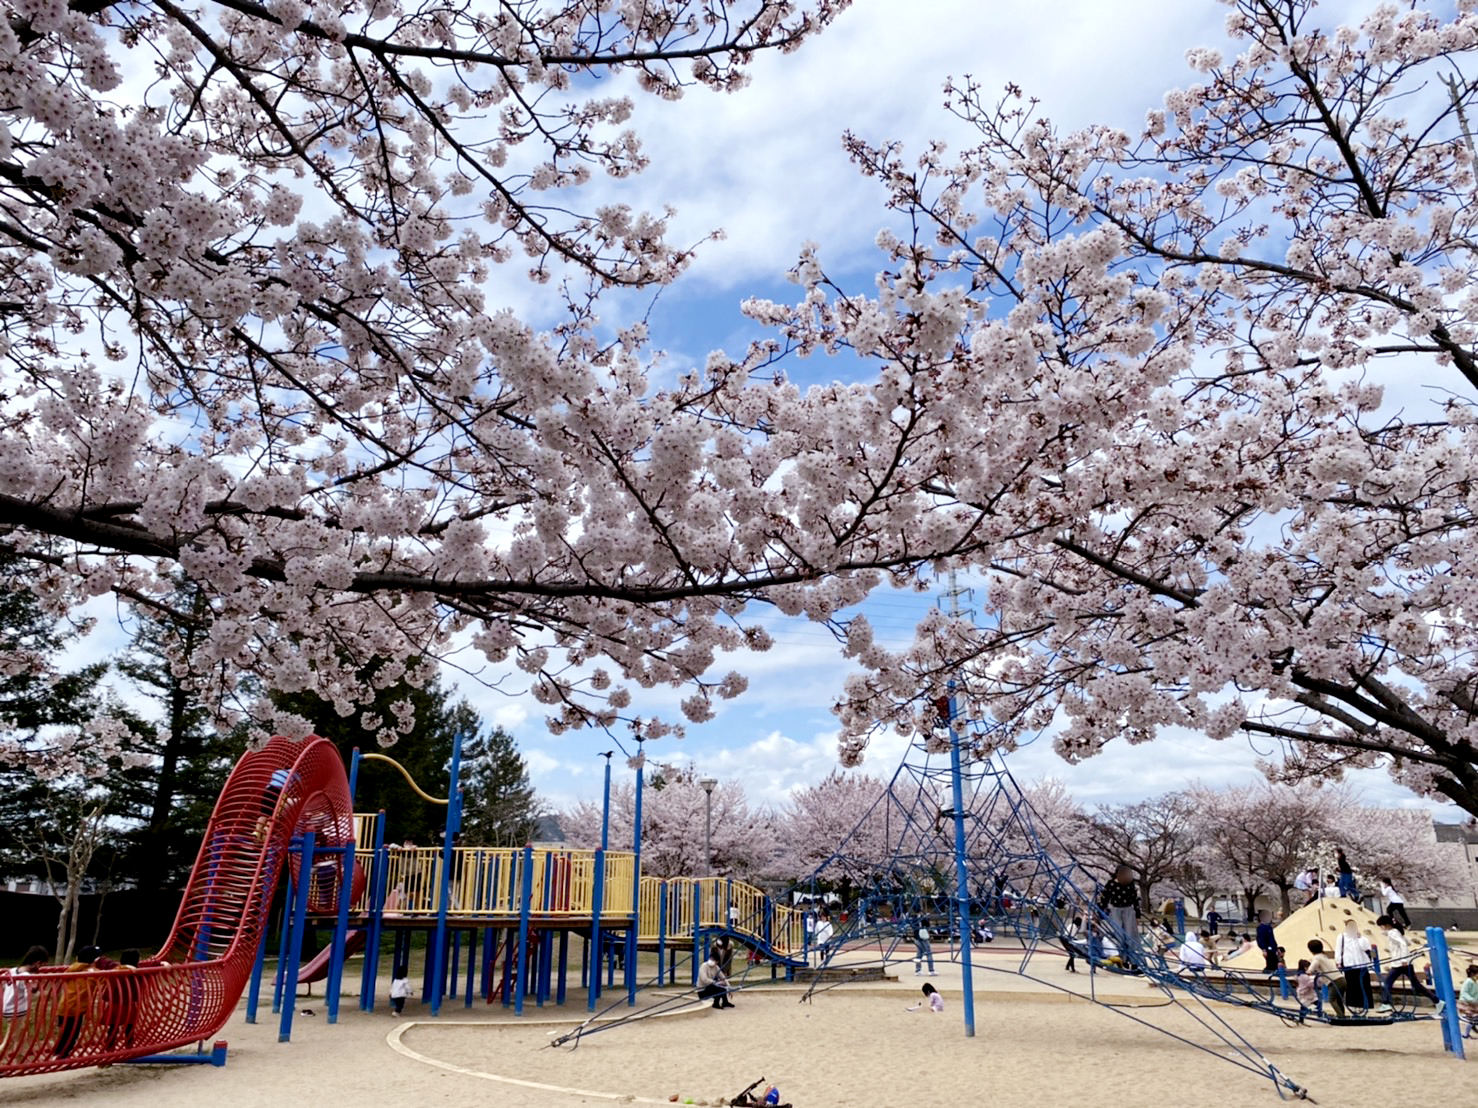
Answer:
[[0, 948, 1468, 1108]]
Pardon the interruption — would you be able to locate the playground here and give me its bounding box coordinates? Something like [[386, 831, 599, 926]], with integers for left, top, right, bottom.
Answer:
[[1, 733, 1474, 1107], [0, 973, 1459, 1108]]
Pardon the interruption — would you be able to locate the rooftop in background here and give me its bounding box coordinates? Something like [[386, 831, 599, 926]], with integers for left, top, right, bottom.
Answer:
[[1434, 823, 1478, 844]]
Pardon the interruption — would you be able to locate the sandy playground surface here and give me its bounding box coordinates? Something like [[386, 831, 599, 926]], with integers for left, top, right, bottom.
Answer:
[[0, 954, 1469, 1108]]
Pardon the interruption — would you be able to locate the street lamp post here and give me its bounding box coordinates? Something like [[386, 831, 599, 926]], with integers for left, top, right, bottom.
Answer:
[[599, 751, 613, 851], [699, 777, 718, 877]]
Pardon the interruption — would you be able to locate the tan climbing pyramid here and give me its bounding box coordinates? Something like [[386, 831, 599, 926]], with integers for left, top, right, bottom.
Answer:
[[1222, 897, 1389, 971]]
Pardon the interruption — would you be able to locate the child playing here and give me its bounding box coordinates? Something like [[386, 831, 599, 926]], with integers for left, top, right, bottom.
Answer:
[[905, 982, 944, 1012], [1458, 963, 1478, 1038], [390, 965, 412, 1016], [1294, 958, 1318, 1015]]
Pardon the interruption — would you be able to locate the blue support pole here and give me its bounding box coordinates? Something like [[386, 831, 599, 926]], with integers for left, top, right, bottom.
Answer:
[[656, 880, 669, 986], [945, 683, 976, 1037], [480, 927, 495, 1003], [515, 846, 535, 1015], [599, 752, 613, 850], [691, 883, 702, 986], [428, 731, 465, 1017], [588, 848, 605, 1011], [279, 831, 316, 1043], [361, 813, 389, 1012], [1427, 927, 1466, 1059], [348, 747, 362, 803], [628, 750, 644, 1006], [272, 859, 297, 1015], [245, 910, 271, 1024], [326, 843, 355, 1023], [464, 930, 476, 1009], [557, 930, 570, 1005]]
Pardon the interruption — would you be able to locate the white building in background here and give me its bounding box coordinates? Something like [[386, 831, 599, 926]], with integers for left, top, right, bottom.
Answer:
[[1432, 823, 1478, 911]]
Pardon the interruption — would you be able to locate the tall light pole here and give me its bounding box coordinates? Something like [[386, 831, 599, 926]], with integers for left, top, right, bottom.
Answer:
[[700, 777, 718, 877], [598, 751, 613, 851]]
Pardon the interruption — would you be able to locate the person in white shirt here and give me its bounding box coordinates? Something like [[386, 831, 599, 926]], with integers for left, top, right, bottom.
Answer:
[[1379, 878, 1411, 928], [1376, 916, 1440, 1013], [1335, 920, 1374, 1010], [1321, 877, 1341, 899], [1178, 930, 1212, 975], [697, 951, 733, 1009], [389, 963, 413, 1016]]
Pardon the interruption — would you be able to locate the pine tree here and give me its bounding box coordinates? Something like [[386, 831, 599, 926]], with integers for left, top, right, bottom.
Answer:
[[0, 553, 127, 956], [459, 719, 541, 848], [111, 582, 245, 890], [274, 668, 462, 847]]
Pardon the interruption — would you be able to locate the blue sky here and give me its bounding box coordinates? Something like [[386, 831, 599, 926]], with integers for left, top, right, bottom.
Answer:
[[58, 0, 1463, 823]]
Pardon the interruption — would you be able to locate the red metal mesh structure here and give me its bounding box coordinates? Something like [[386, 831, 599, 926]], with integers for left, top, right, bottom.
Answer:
[[0, 736, 354, 1077]]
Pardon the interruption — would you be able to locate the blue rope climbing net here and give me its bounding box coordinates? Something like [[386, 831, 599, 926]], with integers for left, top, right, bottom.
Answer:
[[787, 725, 1436, 1100]]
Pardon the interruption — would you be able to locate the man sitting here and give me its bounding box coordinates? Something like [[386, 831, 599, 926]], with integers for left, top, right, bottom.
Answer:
[[697, 950, 733, 1009]]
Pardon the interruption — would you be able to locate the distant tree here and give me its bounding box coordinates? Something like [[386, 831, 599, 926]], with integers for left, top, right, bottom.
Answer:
[[0, 555, 137, 948], [1072, 794, 1198, 912], [459, 720, 542, 848], [561, 763, 777, 883], [1013, 777, 1086, 871], [1321, 807, 1469, 903], [1187, 781, 1342, 916], [274, 667, 464, 847], [111, 583, 245, 889], [775, 770, 893, 882]]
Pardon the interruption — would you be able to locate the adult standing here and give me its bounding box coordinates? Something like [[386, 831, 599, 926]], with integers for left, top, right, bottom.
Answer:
[[1376, 916, 1439, 1013], [1335, 919, 1374, 1011], [1335, 849, 1359, 901], [1097, 865, 1142, 969], [1205, 908, 1221, 936], [913, 918, 936, 976], [1379, 878, 1412, 928], [1254, 909, 1279, 973]]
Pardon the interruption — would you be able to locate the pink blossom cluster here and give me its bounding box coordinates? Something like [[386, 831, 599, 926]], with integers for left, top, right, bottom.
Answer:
[[805, 1, 1478, 817], [0, 1, 851, 763]]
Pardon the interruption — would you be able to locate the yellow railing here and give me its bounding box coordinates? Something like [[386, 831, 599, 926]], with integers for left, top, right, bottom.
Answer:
[[639, 876, 806, 958], [353, 813, 379, 851], [338, 831, 801, 960], [352, 846, 636, 919]]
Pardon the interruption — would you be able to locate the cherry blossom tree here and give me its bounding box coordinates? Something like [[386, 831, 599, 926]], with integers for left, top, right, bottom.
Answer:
[[772, 769, 894, 882], [1322, 805, 1470, 902], [774, 0, 1478, 818], [0, 0, 885, 767], [1187, 780, 1341, 915], [558, 765, 777, 882], [1071, 793, 1198, 911]]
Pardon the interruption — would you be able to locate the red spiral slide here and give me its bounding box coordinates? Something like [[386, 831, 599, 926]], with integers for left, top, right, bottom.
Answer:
[[0, 736, 355, 1077]]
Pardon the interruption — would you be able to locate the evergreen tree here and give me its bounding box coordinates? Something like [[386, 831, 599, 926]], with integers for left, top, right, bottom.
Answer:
[[274, 667, 462, 847], [111, 583, 246, 890], [459, 719, 541, 848], [0, 554, 129, 956]]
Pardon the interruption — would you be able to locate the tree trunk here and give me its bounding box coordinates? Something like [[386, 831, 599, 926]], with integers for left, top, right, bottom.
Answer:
[[1274, 880, 1292, 916]]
